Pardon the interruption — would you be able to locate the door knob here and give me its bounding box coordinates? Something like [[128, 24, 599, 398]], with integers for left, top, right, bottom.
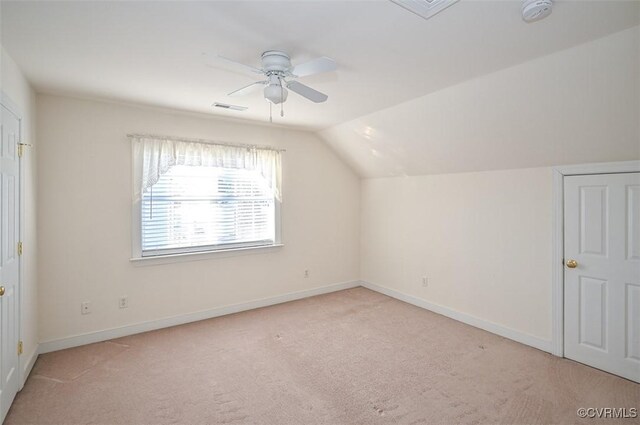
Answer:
[[566, 259, 578, 269], [0, 286, 5, 296]]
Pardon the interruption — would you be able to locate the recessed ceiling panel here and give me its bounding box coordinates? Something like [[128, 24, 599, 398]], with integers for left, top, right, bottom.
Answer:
[[388, 0, 460, 20]]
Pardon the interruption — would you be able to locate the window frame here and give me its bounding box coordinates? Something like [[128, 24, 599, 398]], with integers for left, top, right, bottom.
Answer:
[[131, 166, 282, 262]]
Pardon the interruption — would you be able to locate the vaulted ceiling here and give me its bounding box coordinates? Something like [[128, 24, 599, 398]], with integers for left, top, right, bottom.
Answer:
[[320, 25, 640, 177], [1, 0, 638, 131]]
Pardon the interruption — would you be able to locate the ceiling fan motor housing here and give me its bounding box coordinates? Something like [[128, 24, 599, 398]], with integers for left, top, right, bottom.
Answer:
[[261, 50, 291, 73]]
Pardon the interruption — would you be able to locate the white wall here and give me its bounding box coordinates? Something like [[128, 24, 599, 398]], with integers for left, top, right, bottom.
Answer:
[[36, 94, 360, 344], [320, 26, 640, 178], [361, 168, 553, 343], [0, 47, 38, 378]]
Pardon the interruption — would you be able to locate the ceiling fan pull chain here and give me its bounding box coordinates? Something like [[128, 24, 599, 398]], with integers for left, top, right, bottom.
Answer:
[[269, 101, 273, 123], [280, 83, 285, 117]]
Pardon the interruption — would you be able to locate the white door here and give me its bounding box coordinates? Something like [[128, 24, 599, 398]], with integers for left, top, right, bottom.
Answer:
[[0, 103, 21, 423], [564, 172, 640, 382]]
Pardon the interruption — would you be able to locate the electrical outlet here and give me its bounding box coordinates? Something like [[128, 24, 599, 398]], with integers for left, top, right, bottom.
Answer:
[[422, 276, 429, 287], [119, 296, 129, 309], [304, 269, 310, 278], [81, 301, 91, 315]]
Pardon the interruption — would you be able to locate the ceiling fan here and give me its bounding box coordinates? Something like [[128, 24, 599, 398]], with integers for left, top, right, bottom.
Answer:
[[213, 50, 337, 120]]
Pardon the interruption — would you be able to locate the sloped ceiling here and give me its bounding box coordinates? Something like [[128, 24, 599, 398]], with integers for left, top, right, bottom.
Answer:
[[320, 25, 640, 177], [1, 0, 638, 131]]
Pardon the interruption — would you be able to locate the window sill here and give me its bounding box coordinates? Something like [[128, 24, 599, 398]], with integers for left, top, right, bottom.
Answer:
[[130, 243, 284, 266]]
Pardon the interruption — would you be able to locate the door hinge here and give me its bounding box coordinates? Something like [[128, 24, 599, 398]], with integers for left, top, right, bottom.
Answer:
[[17, 241, 23, 256], [17, 142, 32, 158], [18, 340, 23, 356]]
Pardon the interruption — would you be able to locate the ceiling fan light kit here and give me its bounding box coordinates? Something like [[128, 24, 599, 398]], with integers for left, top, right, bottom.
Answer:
[[264, 76, 288, 105], [216, 50, 337, 122]]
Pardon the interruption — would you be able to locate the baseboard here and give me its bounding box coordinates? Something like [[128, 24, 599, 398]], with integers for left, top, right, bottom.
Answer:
[[21, 345, 39, 387], [39, 280, 360, 354], [361, 281, 553, 353], [38, 280, 553, 355]]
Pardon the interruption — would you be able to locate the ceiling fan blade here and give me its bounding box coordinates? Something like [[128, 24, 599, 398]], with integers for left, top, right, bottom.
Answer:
[[286, 81, 328, 103], [291, 57, 337, 78], [208, 55, 264, 75], [228, 81, 266, 97]]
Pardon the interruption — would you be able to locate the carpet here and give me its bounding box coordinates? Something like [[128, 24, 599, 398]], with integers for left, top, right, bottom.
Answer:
[[5, 287, 639, 424]]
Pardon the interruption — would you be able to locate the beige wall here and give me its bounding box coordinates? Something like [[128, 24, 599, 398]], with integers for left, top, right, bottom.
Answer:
[[25, 23, 640, 354], [352, 27, 640, 346], [361, 167, 553, 342], [36, 94, 360, 343], [0, 47, 38, 377]]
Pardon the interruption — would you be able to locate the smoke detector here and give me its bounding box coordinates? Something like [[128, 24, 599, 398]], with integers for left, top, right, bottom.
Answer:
[[522, 0, 552, 23]]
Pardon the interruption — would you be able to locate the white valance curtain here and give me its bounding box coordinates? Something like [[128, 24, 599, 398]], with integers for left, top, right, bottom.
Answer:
[[131, 135, 282, 201]]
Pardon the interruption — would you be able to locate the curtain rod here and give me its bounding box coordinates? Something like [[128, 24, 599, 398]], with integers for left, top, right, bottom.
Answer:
[[126, 133, 286, 152]]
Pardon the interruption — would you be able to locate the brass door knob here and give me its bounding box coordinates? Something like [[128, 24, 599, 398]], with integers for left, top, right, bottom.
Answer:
[[566, 259, 578, 269], [0, 286, 5, 296]]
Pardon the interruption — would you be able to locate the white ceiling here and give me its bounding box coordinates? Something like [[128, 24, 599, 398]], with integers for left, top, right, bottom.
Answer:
[[1, 1, 638, 131]]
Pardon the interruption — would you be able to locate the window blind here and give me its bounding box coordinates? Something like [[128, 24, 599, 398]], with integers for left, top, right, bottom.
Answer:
[[141, 165, 275, 256]]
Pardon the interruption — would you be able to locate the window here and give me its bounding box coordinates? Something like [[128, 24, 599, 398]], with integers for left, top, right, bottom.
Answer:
[[141, 165, 277, 257], [130, 135, 282, 259]]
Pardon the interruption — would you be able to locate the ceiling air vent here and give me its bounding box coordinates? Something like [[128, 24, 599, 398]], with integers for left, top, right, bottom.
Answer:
[[388, 0, 460, 20], [212, 102, 248, 111]]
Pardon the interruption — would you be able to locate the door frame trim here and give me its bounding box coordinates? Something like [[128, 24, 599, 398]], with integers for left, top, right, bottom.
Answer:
[[551, 160, 640, 357], [0, 92, 25, 387]]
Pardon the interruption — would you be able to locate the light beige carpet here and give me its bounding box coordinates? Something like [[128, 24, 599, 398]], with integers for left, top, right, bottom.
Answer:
[[6, 287, 639, 425]]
